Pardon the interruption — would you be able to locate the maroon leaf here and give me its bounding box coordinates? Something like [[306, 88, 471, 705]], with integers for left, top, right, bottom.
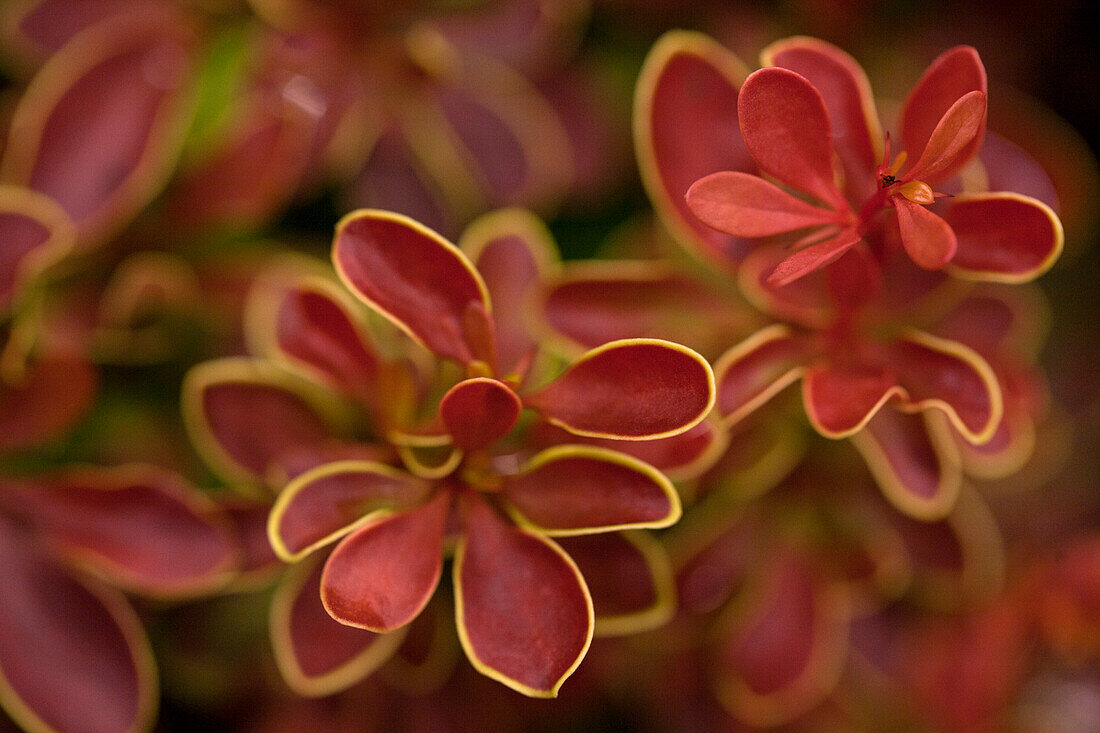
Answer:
[[1, 9, 195, 245], [0, 518, 156, 733], [333, 210, 493, 365], [454, 494, 592, 697], [635, 31, 756, 263], [501, 446, 680, 535], [270, 554, 405, 696], [439, 377, 522, 452], [321, 491, 450, 632], [6, 465, 237, 597], [524, 339, 714, 440]]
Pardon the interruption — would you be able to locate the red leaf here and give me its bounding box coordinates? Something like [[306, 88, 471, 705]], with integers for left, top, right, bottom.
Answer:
[[903, 91, 987, 186], [851, 409, 961, 520], [270, 554, 405, 696], [439, 377, 522, 452], [0, 10, 194, 245], [737, 247, 836, 329], [541, 261, 751, 360], [524, 339, 714, 440], [737, 67, 846, 211], [762, 36, 882, 201], [892, 197, 957, 270], [501, 446, 680, 534], [802, 363, 904, 438], [269, 462, 432, 562], [222, 501, 281, 583], [0, 349, 96, 454], [945, 193, 1063, 282], [767, 229, 863, 286], [460, 209, 558, 377], [635, 31, 756, 264], [333, 210, 492, 365], [954, 364, 1042, 479], [6, 465, 237, 597], [5, 0, 135, 59], [321, 491, 450, 632], [0, 518, 155, 733], [454, 494, 592, 697], [434, 84, 541, 207], [168, 86, 318, 230], [548, 418, 728, 482], [0, 186, 74, 314], [676, 516, 759, 616], [976, 132, 1059, 211], [183, 359, 340, 493], [713, 551, 848, 727], [687, 171, 840, 237], [890, 331, 1002, 444], [350, 127, 454, 237], [430, 47, 571, 211], [558, 532, 673, 636], [272, 284, 379, 403], [714, 326, 810, 426], [900, 46, 987, 177], [430, 0, 587, 74]]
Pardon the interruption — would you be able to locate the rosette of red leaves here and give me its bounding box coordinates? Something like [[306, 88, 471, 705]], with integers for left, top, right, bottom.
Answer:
[[259, 209, 713, 697], [0, 465, 238, 733], [180, 209, 710, 697], [636, 33, 1063, 285], [627, 33, 1068, 520]]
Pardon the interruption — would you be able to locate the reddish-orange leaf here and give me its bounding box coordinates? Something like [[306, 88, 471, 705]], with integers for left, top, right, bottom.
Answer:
[[687, 171, 840, 237], [762, 36, 882, 201], [802, 363, 904, 438], [892, 197, 957, 271], [737, 67, 846, 211], [767, 229, 863, 286], [903, 91, 987, 186], [900, 46, 987, 176]]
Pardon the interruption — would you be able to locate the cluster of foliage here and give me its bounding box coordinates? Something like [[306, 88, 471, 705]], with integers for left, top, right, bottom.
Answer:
[[1, 1, 1097, 731]]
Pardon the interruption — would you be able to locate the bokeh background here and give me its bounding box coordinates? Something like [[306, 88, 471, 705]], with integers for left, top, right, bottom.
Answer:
[[1, 0, 1097, 731]]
